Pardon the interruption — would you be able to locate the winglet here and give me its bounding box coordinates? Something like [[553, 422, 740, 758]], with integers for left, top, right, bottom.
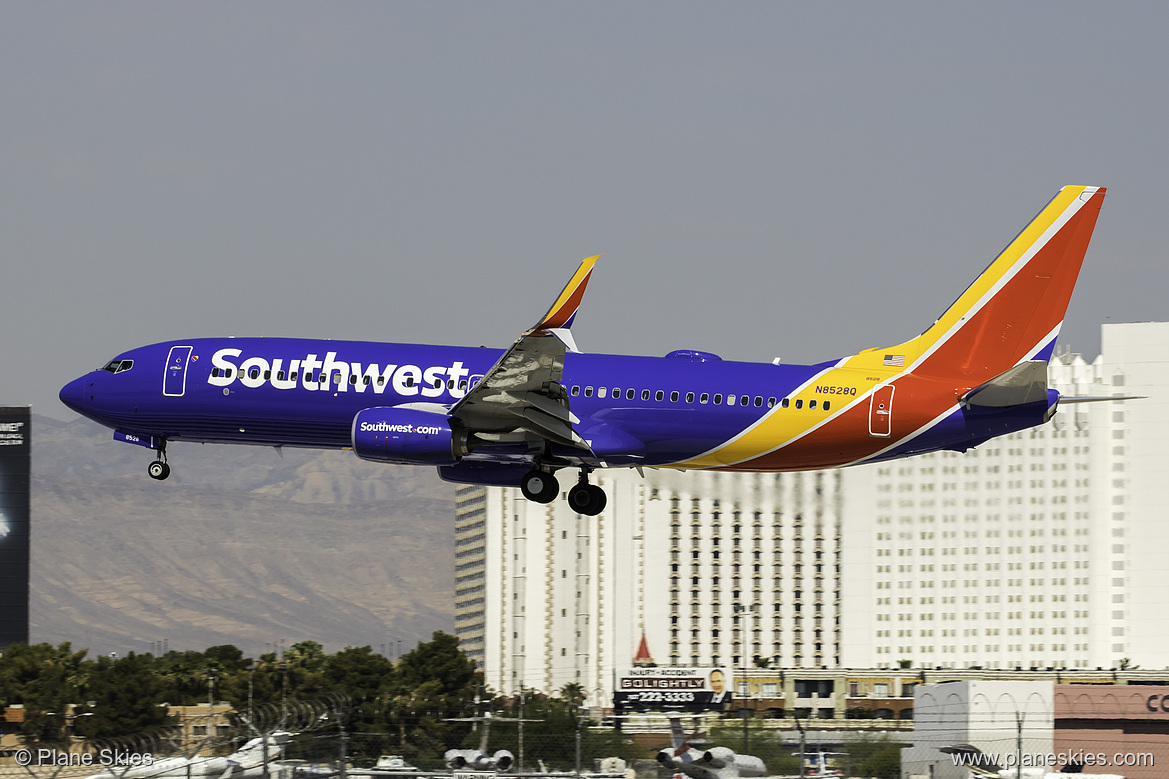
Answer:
[[529, 255, 601, 334]]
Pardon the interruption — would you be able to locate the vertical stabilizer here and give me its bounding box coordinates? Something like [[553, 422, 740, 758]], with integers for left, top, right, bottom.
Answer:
[[850, 186, 1105, 387]]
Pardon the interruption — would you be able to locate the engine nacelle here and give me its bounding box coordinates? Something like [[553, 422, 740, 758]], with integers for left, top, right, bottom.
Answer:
[[352, 407, 468, 465], [492, 751, 514, 771], [443, 750, 514, 771]]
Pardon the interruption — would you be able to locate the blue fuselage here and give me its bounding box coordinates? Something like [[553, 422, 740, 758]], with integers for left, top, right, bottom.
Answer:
[[60, 336, 1056, 476]]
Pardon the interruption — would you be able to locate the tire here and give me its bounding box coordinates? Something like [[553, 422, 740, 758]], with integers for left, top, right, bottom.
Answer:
[[568, 483, 593, 513], [569, 483, 607, 515], [148, 461, 169, 480], [521, 470, 559, 503]]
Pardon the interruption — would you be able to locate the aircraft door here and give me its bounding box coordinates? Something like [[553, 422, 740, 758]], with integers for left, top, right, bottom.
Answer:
[[869, 384, 895, 438], [163, 345, 193, 397]]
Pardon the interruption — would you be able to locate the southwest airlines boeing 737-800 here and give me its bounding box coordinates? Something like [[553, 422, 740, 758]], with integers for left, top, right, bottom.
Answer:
[[60, 186, 1106, 516]]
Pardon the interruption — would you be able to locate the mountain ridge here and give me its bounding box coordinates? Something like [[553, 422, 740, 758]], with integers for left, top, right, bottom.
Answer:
[[29, 414, 457, 658]]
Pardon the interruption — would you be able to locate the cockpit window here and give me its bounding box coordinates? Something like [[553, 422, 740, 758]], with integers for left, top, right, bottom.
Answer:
[[102, 359, 134, 374]]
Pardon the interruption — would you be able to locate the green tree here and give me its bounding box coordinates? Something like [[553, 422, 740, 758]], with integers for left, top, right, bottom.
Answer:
[[0, 642, 89, 742], [394, 632, 476, 701], [75, 653, 170, 740], [324, 646, 395, 701], [847, 734, 903, 779]]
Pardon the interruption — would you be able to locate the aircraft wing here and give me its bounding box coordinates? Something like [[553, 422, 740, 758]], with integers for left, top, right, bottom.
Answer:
[[450, 256, 600, 452]]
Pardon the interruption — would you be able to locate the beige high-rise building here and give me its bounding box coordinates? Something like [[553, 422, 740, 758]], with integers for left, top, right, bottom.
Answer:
[[455, 469, 842, 706]]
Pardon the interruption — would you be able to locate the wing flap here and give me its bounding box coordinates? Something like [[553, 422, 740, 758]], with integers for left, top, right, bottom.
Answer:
[[451, 257, 600, 456]]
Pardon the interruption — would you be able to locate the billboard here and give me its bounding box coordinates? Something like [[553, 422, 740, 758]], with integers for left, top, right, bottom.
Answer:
[[613, 666, 734, 713], [0, 408, 29, 648]]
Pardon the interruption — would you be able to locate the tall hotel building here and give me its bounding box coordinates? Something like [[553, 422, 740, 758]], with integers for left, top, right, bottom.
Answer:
[[456, 323, 1169, 701], [841, 322, 1169, 670], [455, 469, 842, 706]]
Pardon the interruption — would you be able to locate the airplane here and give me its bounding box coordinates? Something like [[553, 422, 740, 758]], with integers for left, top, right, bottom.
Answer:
[[655, 717, 767, 779], [441, 713, 520, 771], [85, 731, 294, 779], [60, 186, 1106, 516]]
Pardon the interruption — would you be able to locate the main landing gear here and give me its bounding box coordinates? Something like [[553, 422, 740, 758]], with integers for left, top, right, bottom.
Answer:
[[520, 467, 607, 516], [567, 471, 606, 516], [148, 440, 170, 481], [520, 469, 559, 504]]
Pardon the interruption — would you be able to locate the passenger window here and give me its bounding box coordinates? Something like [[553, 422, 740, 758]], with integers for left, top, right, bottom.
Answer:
[[740, 395, 749, 406], [626, 388, 635, 400], [459, 380, 468, 390], [277, 371, 286, 381], [612, 387, 620, 398], [376, 376, 384, 385], [264, 371, 272, 380], [700, 393, 709, 404], [249, 368, 260, 379], [211, 368, 220, 378], [598, 387, 607, 398], [809, 399, 817, 409], [585, 386, 594, 397], [448, 379, 455, 389], [655, 390, 664, 401], [671, 391, 679, 402], [292, 372, 299, 381], [405, 377, 414, 387], [571, 386, 580, 396], [642, 389, 650, 401], [795, 399, 803, 409], [363, 376, 372, 386], [686, 392, 695, 403], [351, 375, 359, 385], [727, 394, 736, 406], [824, 401, 831, 411], [767, 397, 776, 408], [781, 398, 790, 408], [433, 378, 441, 388], [714, 394, 723, 405], [754, 396, 762, 407]]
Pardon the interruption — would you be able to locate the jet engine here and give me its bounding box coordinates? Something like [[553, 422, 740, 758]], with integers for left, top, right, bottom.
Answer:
[[351, 407, 470, 465], [443, 749, 515, 771]]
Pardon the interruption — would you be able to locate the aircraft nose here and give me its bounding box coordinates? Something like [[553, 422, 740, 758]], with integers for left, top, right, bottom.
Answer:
[[59, 376, 91, 414]]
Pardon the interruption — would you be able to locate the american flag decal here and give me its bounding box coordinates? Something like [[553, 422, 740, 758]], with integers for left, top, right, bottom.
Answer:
[[883, 354, 905, 367]]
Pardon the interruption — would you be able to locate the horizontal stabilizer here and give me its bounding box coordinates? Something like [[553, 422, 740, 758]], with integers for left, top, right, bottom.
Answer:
[[962, 360, 1048, 408], [1059, 394, 1144, 404]]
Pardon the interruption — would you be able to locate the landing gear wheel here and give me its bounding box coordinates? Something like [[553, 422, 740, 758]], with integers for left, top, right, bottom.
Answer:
[[148, 461, 171, 481], [520, 470, 559, 503], [568, 483, 607, 515]]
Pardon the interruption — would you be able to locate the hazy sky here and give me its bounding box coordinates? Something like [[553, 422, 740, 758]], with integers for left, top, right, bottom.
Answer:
[[5, 3, 1167, 419]]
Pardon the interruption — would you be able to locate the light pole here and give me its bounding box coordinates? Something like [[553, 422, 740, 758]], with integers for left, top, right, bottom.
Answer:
[[573, 704, 585, 776], [793, 713, 807, 779], [247, 662, 255, 725], [1015, 710, 1024, 779], [734, 603, 750, 754], [205, 669, 217, 715]]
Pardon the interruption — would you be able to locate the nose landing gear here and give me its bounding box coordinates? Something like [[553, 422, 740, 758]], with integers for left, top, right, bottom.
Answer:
[[147, 440, 170, 481]]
